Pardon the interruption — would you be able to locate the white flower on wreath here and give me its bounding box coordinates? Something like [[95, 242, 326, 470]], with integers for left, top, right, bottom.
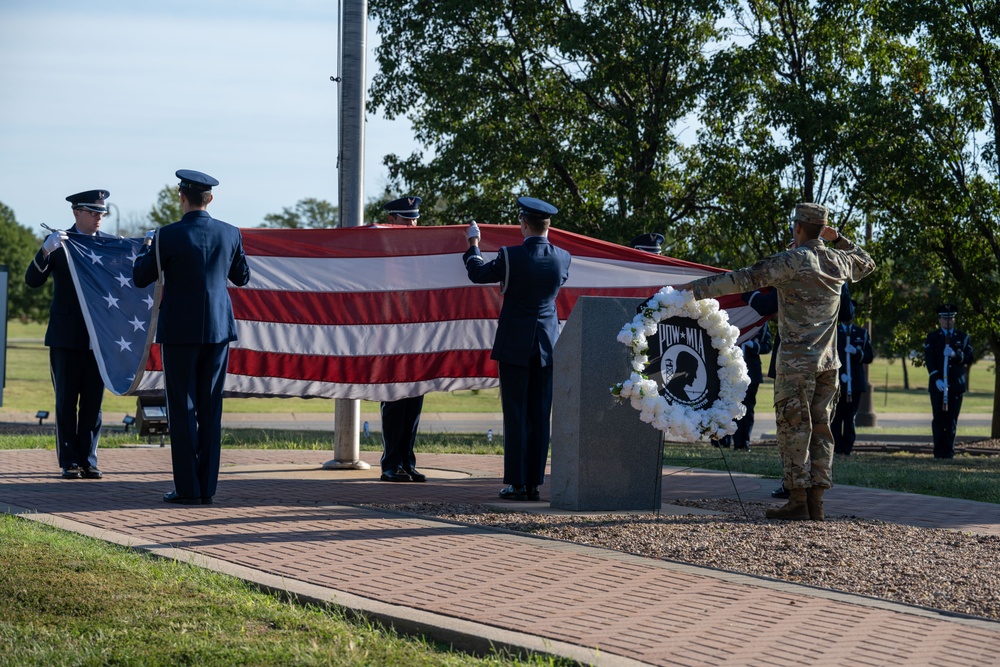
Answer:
[[611, 286, 751, 442]]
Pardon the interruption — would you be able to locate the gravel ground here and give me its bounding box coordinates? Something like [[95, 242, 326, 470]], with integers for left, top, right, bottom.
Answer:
[[365, 498, 1000, 622]]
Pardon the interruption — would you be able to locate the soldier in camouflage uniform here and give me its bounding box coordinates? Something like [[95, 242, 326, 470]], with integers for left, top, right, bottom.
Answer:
[[680, 203, 875, 521]]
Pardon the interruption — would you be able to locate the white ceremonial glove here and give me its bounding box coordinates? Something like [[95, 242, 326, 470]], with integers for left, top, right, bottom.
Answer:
[[935, 379, 946, 392], [845, 343, 857, 355], [466, 221, 480, 240], [943, 345, 955, 358], [42, 231, 66, 255], [841, 373, 850, 384]]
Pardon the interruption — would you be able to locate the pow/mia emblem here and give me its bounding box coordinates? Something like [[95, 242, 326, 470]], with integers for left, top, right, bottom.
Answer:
[[644, 316, 720, 409]]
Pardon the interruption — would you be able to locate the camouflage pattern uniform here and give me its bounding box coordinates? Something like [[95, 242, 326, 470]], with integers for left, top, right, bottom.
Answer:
[[689, 212, 875, 491]]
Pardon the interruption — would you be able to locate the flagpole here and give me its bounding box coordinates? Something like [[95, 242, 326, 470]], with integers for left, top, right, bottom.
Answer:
[[325, 0, 370, 470]]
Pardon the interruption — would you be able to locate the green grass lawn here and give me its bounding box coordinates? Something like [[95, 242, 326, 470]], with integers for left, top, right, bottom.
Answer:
[[4, 320, 996, 418], [3, 321, 501, 415], [0, 515, 569, 667]]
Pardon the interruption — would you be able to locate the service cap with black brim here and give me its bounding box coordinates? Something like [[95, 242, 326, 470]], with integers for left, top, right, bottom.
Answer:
[[383, 195, 421, 219], [66, 189, 110, 213], [176, 169, 219, 192], [937, 303, 958, 317], [517, 196, 558, 219], [630, 232, 664, 253]]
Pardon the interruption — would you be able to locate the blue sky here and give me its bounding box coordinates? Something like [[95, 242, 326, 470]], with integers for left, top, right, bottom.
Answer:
[[0, 0, 418, 235]]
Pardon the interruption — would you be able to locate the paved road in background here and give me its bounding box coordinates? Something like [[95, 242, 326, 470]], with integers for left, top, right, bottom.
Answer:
[[0, 409, 993, 440], [217, 411, 993, 441]]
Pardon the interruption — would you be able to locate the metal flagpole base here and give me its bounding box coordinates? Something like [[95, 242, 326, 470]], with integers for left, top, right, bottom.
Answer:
[[324, 398, 371, 470], [322, 458, 371, 470]]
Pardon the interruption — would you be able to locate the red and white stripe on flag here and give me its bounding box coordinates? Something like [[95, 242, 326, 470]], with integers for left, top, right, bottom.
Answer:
[[136, 224, 765, 401]]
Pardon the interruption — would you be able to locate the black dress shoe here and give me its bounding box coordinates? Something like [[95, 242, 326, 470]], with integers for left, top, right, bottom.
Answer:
[[380, 469, 411, 482], [201, 497, 213, 505], [61, 465, 82, 479], [771, 482, 790, 499], [404, 468, 427, 482], [733, 445, 751, 452], [163, 491, 202, 505], [81, 466, 103, 479], [499, 485, 528, 500], [526, 486, 540, 501]]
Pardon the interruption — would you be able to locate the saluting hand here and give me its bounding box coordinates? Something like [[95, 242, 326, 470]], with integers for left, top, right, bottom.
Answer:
[[467, 221, 480, 247]]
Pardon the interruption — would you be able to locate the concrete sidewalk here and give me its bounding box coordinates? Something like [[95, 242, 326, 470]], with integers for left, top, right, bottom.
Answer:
[[2, 447, 999, 666]]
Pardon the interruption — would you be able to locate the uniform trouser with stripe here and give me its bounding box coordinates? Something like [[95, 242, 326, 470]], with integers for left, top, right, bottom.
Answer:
[[162, 342, 229, 500], [498, 358, 553, 488], [832, 390, 864, 455], [50, 346, 104, 469], [930, 388, 962, 459], [380, 395, 424, 472]]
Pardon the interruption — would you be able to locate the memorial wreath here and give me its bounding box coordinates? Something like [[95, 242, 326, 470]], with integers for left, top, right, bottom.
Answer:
[[611, 287, 750, 442]]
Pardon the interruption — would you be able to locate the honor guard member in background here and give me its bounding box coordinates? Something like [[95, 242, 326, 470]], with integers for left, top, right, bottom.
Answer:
[[25, 189, 114, 480], [732, 324, 772, 451], [831, 302, 874, 455], [133, 170, 251, 505], [379, 196, 428, 482], [680, 203, 875, 521], [464, 197, 571, 501], [924, 304, 973, 459]]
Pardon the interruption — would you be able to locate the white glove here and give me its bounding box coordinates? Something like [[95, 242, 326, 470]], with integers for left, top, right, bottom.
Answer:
[[466, 221, 480, 240], [841, 373, 850, 384], [845, 343, 857, 354], [42, 231, 66, 255], [943, 345, 955, 358], [935, 379, 946, 392]]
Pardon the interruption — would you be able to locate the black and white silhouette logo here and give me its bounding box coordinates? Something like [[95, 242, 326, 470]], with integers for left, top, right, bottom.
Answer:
[[644, 316, 720, 409]]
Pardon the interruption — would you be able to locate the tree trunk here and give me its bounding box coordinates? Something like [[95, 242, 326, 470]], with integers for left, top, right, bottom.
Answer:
[[902, 353, 909, 391], [991, 334, 1000, 439]]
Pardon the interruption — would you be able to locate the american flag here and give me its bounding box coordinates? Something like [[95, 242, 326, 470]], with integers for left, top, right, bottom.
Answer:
[[62, 234, 159, 395], [70, 225, 764, 400]]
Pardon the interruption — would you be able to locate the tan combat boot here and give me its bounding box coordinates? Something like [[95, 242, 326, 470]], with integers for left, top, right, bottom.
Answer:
[[765, 487, 809, 520], [806, 486, 826, 521]]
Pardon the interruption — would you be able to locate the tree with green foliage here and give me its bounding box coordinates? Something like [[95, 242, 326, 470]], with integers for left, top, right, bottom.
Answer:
[[368, 0, 727, 241], [0, 202, 51, 322], [689, 0, 878, 268], [850, 0, 1000, 435], [261, 198, 338, 228], [148, 185, 182, 228]]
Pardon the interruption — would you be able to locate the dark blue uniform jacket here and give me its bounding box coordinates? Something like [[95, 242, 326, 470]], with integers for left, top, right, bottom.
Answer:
[[132, 211, 251, 344], [464, 236, 571, 367], [25, 226, 115, 349]]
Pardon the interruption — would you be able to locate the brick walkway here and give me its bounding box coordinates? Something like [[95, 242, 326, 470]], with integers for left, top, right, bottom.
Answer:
[[2, 447, 999, 667]]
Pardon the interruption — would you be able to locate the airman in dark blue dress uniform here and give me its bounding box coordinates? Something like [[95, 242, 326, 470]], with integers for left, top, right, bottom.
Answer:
[[133, 170, 251, 504], [464, 197, 571, 501], [25, 190, 113, 480], [733, 325, 773, 451], [832, 304, 874, 455], [924, 304, 974, 459], [379, 196, 429, 483]]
